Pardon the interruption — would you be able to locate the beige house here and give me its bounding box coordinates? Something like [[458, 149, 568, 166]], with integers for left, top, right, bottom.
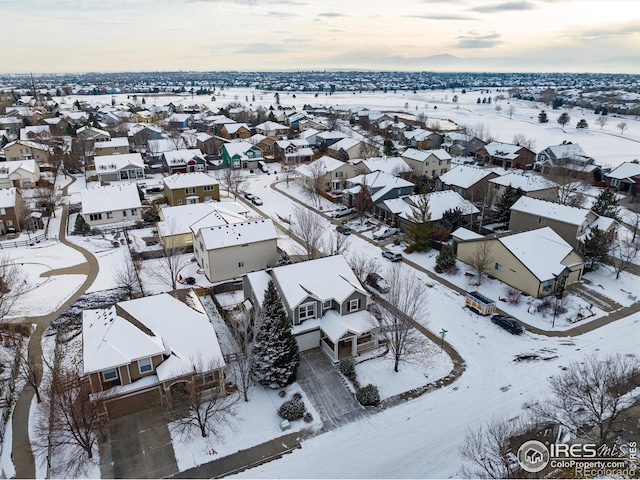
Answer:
[[93, 137, 130, 156], [456, 227, 584, 298], [0, 160, 40, 188], [82, 291, 225, 419], [488, 172, 556, 201], [254, 120, 289, 138], [94, 153, 145, 183], [295, 155, 358, 192], [0, 188, 24, 234], [162, 172, 220, 206], [509, 196, 617, 249], [327, 138, 368, 160], [2, 140, 50, 163], [192, 218, 279, 283], [80, 183, 142, 227], [401, 148, 452, 179]]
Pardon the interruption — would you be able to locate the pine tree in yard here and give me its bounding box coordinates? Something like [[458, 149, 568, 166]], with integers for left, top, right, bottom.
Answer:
[[592, 189, 621, 220], [495, 186, 525, 224], [439, 207, 466, 231], [576, 118, 589, 129], [406, 190, 432, 252], [557, 112, 571, 128], [538, 110, 549, 123], [579, 226, 610, 271], [73, 214, 90, 234], [383, 139, 398, 157], [435, 244, 457, 271], [252, 281, 300, 388]]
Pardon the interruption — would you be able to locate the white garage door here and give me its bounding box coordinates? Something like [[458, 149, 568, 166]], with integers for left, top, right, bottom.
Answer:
[[296, 329, 321, 351]]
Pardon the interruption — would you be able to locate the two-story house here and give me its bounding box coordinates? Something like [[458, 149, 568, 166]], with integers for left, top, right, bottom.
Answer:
[[273, 139, 314, 165], [93, 137, 131, 157], [162, 172, 220, 206], [0, 188, 24, 234], [475, 141, 536, 170], [401, 148, 452, 179], [327, 138, 369, 160], [221, 142, 264, 169], [243, 255, 379, 362], [2, 140, 51, 163], [254, 120, 290, 138], [94, 153, 145, 183], [342, 171, 415, 215], [295, 155, 358, 193], [161, 149, 207, 175], [435, 165, 500, 203], [441, 133, 486, 157], [0, 160, 41, 189], [80, 183, 142, 227], [605, 162, 640, 196], [82, 291, 225, 419], [219, 123, 251, 140]]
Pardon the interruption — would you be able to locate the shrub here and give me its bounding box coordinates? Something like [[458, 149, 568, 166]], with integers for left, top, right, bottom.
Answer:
[[356, 384, 380, 406], [303, 412, 313, 423], [339, 357, 356, 377], [277, 398, 305, 421], [435, 244, 457, 271], [278, 390, 286, 398], [292, 392, 302, 401], [504, 286, 523, 306]]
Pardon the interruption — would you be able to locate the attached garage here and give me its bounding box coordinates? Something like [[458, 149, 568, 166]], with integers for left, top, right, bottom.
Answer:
[[105, 386, 162, 419], [295, 328, 321, 351]]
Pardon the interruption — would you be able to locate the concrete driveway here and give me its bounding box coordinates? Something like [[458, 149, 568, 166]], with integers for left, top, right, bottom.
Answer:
[[99, 406, 178, 479], [297, 349, 371, 431]]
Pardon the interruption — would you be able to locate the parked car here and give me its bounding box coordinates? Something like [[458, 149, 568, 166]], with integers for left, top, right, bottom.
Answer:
[[251, 196, 263, 206], [373, 227, 400, 240], [331, 206, 356, 218], [336, 225, 352, 235], [382, 250, 402, 262], [491, 314, 524, 335], [244, 192, 254, 201], [366, 272, 390, 293]]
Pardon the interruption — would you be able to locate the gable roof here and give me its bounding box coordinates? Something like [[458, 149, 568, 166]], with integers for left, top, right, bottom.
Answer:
[[94, 152, 144, 172], [162, 148, 205, 165], [382, 190, 479, 222], [510, 196, 590, 226], [255, 120, 289, 131], [81, 183, 142, 214], [438, 165, 497, 189], [222, 141, 262, 158], [402, 148, 451, 162], [222, 123, 250, 134], [162, 171, 218, 189], [482, 141, 524, 159], [294, 155, 346, 177], [328, 137, 362, 152], [489, 172, 553, 192], [0, 188, 18, 209], [606, 162, 640, 181], [195, 218, 278, 250]]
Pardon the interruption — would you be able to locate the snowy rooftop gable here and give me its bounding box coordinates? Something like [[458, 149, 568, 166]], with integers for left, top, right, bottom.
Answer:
[[117, 292, 225, 377], [82, 306, 166, 374], [328, 137, 361, 152], [94, 152, 144, 172], [498, 227, 577, 281], [270, 255, 368, 311], [451, 227, 483, 241], [295, 155, 346, 177], [352, 157, 412, 176], [80, 183, 142, 215], [346, 170, 414, 191], [402, 148, 451, 162], [162, 171, 218, 189], [94, 136, 130, 149], [438, 165, 497, 189], [483, 141, 523, 159], [510, 196, 591, 226], [0, 160, 38, 175], [222, 141, 263, 159], [382, 190, 479, 222], [196, 218, 278, 250], [543, 143, 588, 160], [159, 203, 226, 237], [0, 188, 17, 209], [606, 162, 640, 181], [255, 120, 289, 131], [162, 148, 205, 165], [488, 172, 553, 192]]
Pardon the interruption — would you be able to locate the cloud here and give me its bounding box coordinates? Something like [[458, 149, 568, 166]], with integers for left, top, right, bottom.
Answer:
[[454, 31, 502, 48], [318, 12, 346, 17], [233, 43, 292, 54], [572, 20, 640, 40], [470, 1, 537, 13], [412, 13, 476, 20]]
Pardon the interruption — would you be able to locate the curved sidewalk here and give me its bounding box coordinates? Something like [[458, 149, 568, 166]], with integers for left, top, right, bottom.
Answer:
[[11, 175, 100, 479]]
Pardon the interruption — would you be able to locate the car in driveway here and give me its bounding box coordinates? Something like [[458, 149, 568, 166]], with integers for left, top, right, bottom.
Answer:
[[244, 192, 254, 201], [382, 250, 402, 262], [366, 272, 390, 293], [251, 196, 263, 206], [336, 224, 352, 235], [330, 206, 356, 218], [373, 227, 400, 240], [491, 314, 524, 335]]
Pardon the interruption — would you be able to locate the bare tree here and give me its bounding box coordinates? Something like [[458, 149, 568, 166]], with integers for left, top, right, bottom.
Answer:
[[324, 228, 350, 256], [0, 258, 27, 322], [347, 251, 380, 285], [34, 185, 63, 218], [530, 354, 639, 445], [372, 265, 429, 372], [228, 310, 261, 402], [165, 360, 236, 439], [358, 135, 381, 158], [149, 220, 187, 290], [34, 367, 108, 476], [463, 122, 494, 143], [595, 115, 609, 130], [543, 157, 590, 206], [512, 133, 535, 151], [114, 255, 142, 299], [610, 211, 640, 279], [458, 417, 535, 479], [353, 179, 374, 223], [302, 158, 326, 209], [469, 242, 493, 285], [290, 205, 325, 260], [216, 167, 247, 200], [327, 113, 341, 131], [494, 105, 502, 113], [506, 104, 516, 119], [617, 121, 628, 135], [1, 337, 44, 404]]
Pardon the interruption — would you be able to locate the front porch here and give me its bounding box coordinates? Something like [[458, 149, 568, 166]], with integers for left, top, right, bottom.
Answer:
[[318, 310, 379, 363]]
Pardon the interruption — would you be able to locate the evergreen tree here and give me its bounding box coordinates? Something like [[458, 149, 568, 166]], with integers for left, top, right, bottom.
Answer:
[[436, 244, 457, 271], [252, 281, 300, 388], [591, 189, 621, 220], [576, 118, 588, 129], [439, 207, 466, 231], [73, 214, 90, 234], [275, 251, 292, 266], [557, 112, 571, 128], [538, 110, 549, 123], [383, 139, 398, 157], [267, 110, 276, 121], [142, 208, 160, 223], [495, 186, 525, 224], [406, 190, 432, 252], [579, 227, 610, 271]]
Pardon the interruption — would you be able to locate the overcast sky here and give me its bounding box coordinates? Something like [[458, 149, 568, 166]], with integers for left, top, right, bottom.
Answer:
[[2, 0, 639, 73]]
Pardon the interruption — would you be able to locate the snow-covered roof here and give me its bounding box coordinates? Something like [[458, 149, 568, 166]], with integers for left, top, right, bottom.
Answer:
[[162, 148, 205, 165], [245, 270, 273, 308], [316, 130, 348, 141], [81, 183, 142, 214], [77, 125, 110, 138], [255, 120, 289, 131], [94, 137, 130, 149], [577, 215, 618, 242], [489, 172, 553, 192], [94, 152, 144, 172], [320, 309, 374, 343], [222, 141, 263, 159], [82, 306, 165, 374], [117, 292, 225, 378], [295, 155, 346, 177], [128, 123, 162, 136], [270, 255, 367, 310], [345, 171, 414, 203], [452, 227, 483, 241], [196, 218, 278, 250], [382, 190, 479, 222], [438, 165, 497, 189], [483, 141, 523, 159], [162, 171, 218, 189], [499, 227, 577, 281], [402, 148, 451, 162], [0, 188, 17, 208], [543, 143, 588, 160], [606, 162, 640, 181], [351, 157, 412, 176], [328, 137, 362, 152], [3, 139, 51, 152], [19, 125, 50, 140], [222, 123, 250, 134], [148, 138, 187, 153], [510, 196, 590, 226], [0, 160, 38, 175]]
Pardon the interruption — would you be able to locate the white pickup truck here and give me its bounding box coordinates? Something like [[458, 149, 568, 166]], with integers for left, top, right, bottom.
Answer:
[[330, 206, 356, 218]]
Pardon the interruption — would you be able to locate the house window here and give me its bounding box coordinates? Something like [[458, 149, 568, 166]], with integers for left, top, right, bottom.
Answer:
[[6, 220, 12, 227], [138, 357, 152, 374], [542, 279, 553, 291], [238, 261, 244, 267], [185, 187, 196, 195], [187, 198, 198, 204], [299, 303, 315, 321], [495, 263, 503, 272], [0, 208, 4, 215], [349, 298, 361, 312], [323, 299, 332, 310], [177, 199, 183, 205], [89, 213, 102, 221], [102, 368, 118, 382], [335, 171, 343, 178], [610, 178, 620, 187], [203, 185, 214, 191], [131, 209, 138, 216], [106, 211, 113, 219], [122, 210, 127, 218], [538, 217, 545, 224]]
